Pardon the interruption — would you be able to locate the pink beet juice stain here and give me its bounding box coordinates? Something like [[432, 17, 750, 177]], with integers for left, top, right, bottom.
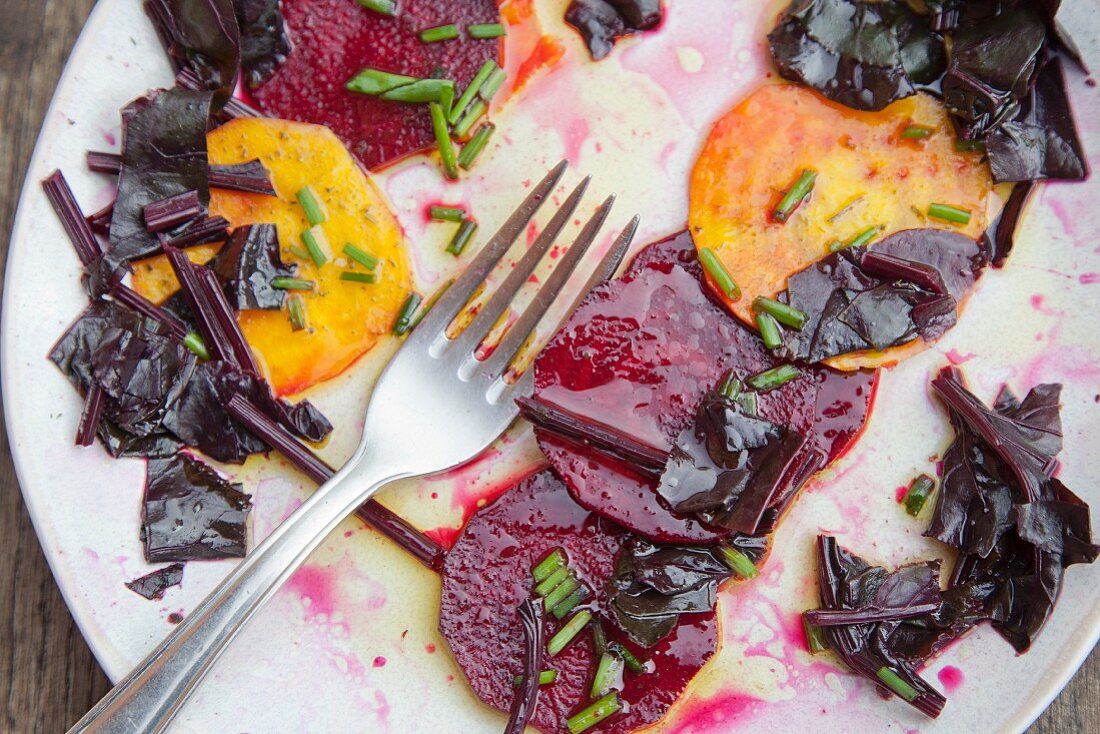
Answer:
[[938, 665, 964, 693]]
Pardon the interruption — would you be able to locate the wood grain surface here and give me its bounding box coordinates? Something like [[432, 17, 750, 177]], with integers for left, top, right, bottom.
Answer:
[[0, 1, 1096, 732]]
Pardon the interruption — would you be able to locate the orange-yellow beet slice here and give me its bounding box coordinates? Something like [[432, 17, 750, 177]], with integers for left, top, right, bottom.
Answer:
[[131, 118, 411, 396], [689, 84, 994, 369]]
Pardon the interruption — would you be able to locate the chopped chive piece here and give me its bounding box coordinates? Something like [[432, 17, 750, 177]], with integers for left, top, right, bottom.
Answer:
[[698, 248, 740, 300], [343, 243, 379, 270], [287, 295, 308, 332], [716, 543, 759, 579], [480, 66, 507, 101], [802, 614, 829, 655], [876, 667, 920, 702], [736, 390, 758, 416], [903, 474, 936, 516], [543, 573, 580, 612], [430, 102, 459, 180], [439, 82, 455, 120], [340, 271, 378, 284], [271, 277, 315, 291], [406, 279, 453, 331], [449, 60, 496, 124], [430, 205, 466, 222], [826, 239, 843, 253], [296, 186, 325, 226], [357, 0, 396, 17], [746, 364, 800, 392], [183, 331, 210, 360], [551, 585, 590, 619], [380, 78, 455, 103], [756, 312, 782, 349], [289, 245, 311, 260], [772, 169, 817, 223], [453, 99, 487, 139], [954, 138, 986, 153], [928, 202, 971, 225], [753, 296, 807, 330], [718, 371, 742, 400], [393, 292, 424, 335], [468, 22, 507, 39], [534, 566, 570, 597], [547, 610, 592, 656], [420, 24, 458, 43], [447, 219, 478, 255], [845, 224, 882, 249], [513, 670, 558, 687], [301, 227, 328, 267], [346, 68, 417, 96], [590, 653, 623, 699], [901, 125, 934, 139], [458, 122, 495, 169], [566, 692, 621, 734], [608, 642, 646, 674], [533, 549, 567, 581], [591, 621, 609, 658]]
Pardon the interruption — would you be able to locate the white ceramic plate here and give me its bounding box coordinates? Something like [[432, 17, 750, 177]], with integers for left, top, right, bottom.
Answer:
[[4, 1, 1100, 731]]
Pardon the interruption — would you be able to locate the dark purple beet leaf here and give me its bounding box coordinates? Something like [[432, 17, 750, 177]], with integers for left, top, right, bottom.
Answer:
[[233, 0, 291, 89], [565, 0, 663, 61], [211, 224, 295, 310], [141, 454, 251, 562], [126, 563, 185, 600], [144, 0, 240, 107]]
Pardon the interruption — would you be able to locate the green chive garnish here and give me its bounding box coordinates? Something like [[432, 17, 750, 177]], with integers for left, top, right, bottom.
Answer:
[[954, 138, 986, 153], [458, 122, 495, 170], [453, 99, 487, 139], [534, 566, 569, 597], [271, 277, 315, 291], [430, 205, 466, 222], [928, 203, 971, 225], [301, 227, 328, 267], [405, 279, 453, 332], [901, 125, 934, 139], [287, 294, 308, 331], [608, 642, 646, 674], [590, 653, 623, 699], [296, 186, 325, 226], [753, 296, 807, 330], [717, 543, 758, 579], [449, 60, 496, 124], [480, 67, 507, 102], [772, 169, 817, 223], [357, 0, 396, 17], [183, 331, 209, 360], [903, 474, 936, 517], [566, 692, 621, 734], [876, 667, 920, 702], [756, 311, 782, 349], [533, 549, 567, 581], [430, 102, 459, 180], [547, 610, 592, 656], [468, 22, 507, 39], [393, 292, 424, 335], [289, 245, 311, 260], [447, 219, 478, 256], [420, 24, 458, 43], [543, 574, 580, 612], [746, 364, 800, 392], [845, 224, 882, 249], [826, 239, 843, 253], [340, 271, 378, 284], [551, 585, 591, 620], [698, 248, 740, 300], [591, 621, 609, 659], [439, 83, 454, 120], [380, 78, 455, 103], [513, 670, 558, 687], [343, 243, 379, 270], [737, 390, 758, 416], [345, 68, 416, 96], [719, 371, 742, 400], [803, 615, 829, 655]]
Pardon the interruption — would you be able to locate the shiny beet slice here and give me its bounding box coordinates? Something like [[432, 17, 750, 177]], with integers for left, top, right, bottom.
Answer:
[[250, 0, 501, 170], [532, 231, 877, 544], [440, 470, 718, 734]]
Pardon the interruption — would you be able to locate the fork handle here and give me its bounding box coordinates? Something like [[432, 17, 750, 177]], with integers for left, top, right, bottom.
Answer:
[[68, 450, 408, 734]]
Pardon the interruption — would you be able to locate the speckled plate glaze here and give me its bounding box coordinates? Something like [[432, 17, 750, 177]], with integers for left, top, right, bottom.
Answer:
[[4, 1, 1100, 732]]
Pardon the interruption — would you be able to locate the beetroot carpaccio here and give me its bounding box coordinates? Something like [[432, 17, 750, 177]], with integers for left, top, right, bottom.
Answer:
[[250, 0, 502, 169]]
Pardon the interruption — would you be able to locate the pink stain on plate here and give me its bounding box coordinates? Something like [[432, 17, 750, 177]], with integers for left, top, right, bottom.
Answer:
[[373, 656, 387, 668], [1080, 272, 1099, 284], [945, 348, 976, 365], [895, 485, 909, 503], [287, 565, 339, 619], [938, 665, 964, 693], [670, 691, 760, 731]]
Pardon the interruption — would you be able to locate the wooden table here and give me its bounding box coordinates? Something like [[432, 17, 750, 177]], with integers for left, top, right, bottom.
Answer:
[[0, 1, 1097, 731]]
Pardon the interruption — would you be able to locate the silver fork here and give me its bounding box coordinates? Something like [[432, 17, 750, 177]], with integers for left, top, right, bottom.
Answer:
[[70, 160, 639, 734]]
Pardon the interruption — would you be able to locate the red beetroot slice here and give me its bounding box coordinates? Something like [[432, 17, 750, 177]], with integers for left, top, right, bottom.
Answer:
[[532, 231, 877, 544], [251, 0, 501, 170], [440, 470, 718, 734]]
